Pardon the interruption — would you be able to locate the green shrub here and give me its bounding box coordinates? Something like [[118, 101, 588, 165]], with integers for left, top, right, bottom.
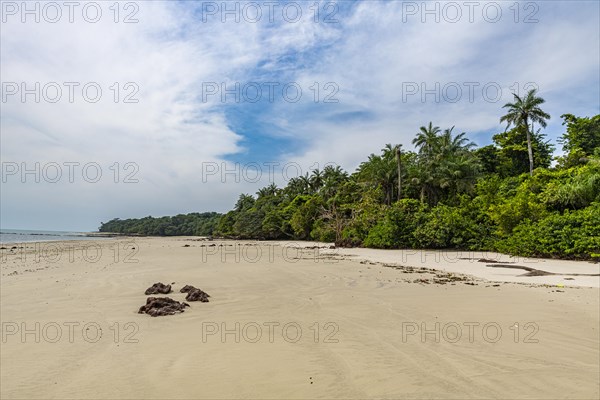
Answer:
[[542, 161, 600, 211], [412, 204, 483, 249], [364, 199, 424, 248], [488, 188, 547, 235], [363, 219, 403, 248], [310, 220, 336, 242], [496, 202, 600, 260], [342, 188, 386, 245]]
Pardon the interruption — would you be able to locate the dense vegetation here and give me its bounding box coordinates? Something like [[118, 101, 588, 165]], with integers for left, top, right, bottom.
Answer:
[[100, 90, 600, 260], [99, 212, 221, 236]]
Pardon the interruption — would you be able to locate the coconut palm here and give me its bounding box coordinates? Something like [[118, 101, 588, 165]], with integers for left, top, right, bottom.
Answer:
[[438, 127, 475, 157], [321, 165, 349, 199], [234, 194, 255, 212], [411, 124, 480, 204], [395, 144, 403, 200], [500, 89, 550, 176], [256, 183, 278, 198], [356, 152, 396, 204], [309, 169, 324, 192], [413, 122, 441, 156]]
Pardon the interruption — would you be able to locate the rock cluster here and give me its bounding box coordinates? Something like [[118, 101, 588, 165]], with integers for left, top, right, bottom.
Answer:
[[139, 282, 210, 316]]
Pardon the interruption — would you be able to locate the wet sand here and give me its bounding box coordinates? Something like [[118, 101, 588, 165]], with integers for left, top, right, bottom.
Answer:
[[1, 238, 598, 399]]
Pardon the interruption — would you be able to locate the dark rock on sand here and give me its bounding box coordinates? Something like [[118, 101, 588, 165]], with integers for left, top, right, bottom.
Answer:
[[180, 285, 211, 302], [138, 297, 189, 317], [145, 282, 172, 295], [180, 285, 196, 293], [186, 288, 210, 302]]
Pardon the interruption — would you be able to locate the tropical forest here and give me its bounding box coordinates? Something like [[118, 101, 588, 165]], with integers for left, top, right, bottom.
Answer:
[[100, 90, 600, 261]]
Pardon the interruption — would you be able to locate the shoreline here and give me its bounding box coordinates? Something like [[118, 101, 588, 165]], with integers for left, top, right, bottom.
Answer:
[[2, 237, 599, 287], [0, 232, 137, 245]]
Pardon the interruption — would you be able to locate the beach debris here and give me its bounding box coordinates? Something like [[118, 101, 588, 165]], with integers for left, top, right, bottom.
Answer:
[[183, 244, 190, 247], [144, 282, 172, 295], [138, 297, 189, 317], [180, 285, 210, 302], [431, 272, 471, 284]]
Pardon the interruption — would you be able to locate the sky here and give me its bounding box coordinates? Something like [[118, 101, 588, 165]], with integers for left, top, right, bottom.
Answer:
[[1, 0, 599, 231]]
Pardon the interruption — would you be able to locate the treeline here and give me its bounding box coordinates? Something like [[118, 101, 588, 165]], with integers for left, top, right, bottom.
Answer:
[[99, 90, 600, 260], [99, 212, 221, 236], [214, 91, 600, 260]]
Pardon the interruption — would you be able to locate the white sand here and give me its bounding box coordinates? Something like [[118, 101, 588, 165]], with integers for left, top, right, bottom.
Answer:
[[284, 242, 600, 288], [1, 238, 598, 399]]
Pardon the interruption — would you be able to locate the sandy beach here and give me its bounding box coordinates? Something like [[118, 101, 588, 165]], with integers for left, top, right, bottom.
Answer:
[[1, 237, 599, 399]]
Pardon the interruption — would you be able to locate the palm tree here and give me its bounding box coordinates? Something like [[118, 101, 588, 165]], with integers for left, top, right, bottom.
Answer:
[[500, 89, 550, 176], [234, 194, 255, 212], [322, 165, 348, 183], [299, 174, 312, 193], [256, 183, 278, 198], [381, 144, 399, 201], [309, 169, 324, 192], [321, 165, 349, 199], [413, 122, 441, 156], [412, 123, 442, 204], [410, 123, 480, 204], [356, 152, 396, 204], [439, 127, 475, 155], [395, 144, 402, 200]]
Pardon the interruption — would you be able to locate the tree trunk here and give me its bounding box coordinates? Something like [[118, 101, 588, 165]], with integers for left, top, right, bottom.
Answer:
[[527, 121, 534, 176], [396, 146, 402, 201]]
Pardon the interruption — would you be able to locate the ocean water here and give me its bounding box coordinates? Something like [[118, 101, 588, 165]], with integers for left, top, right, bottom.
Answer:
[[0, 229, 101, 244]]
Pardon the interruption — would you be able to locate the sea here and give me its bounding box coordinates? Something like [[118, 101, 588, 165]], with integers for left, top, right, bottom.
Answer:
[[0, 229, 103, 244]]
